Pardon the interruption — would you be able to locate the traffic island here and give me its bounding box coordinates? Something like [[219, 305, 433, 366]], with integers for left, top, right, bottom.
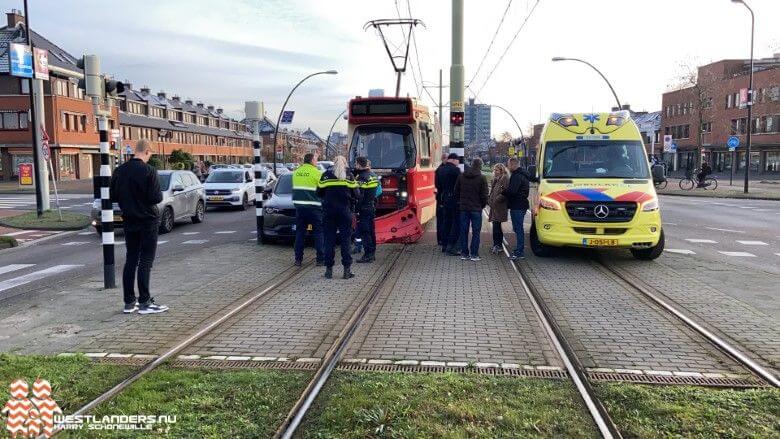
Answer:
[[0, 210, 91, 231], [0, 236, 17, 249]]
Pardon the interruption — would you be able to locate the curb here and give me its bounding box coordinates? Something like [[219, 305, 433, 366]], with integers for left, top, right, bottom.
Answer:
[[0, 229, 83, 255], [658, 192, 780, 201]]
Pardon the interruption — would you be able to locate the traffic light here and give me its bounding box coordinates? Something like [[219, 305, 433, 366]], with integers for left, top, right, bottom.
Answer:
[[76, 55, 101, 97], [110, 140, 116, 149], [450, 111, 464, 126]]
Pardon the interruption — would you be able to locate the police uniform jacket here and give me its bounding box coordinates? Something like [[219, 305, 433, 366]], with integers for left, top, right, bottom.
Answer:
[[316, 169, 359, 212], [355, 168, 379, 211]]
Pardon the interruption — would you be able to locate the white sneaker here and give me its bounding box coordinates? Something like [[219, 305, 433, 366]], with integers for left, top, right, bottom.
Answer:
[[138, 298, 169, 315], [470, 256, 482, 261], [460, 255, 470, 260]]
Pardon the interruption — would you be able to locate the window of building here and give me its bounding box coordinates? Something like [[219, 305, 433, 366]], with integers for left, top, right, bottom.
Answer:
[[702, 97, 712, 109], [765, 152, 780, 172], [59, 154, 76, 177], [20, 79, 29, 94], [701, 122, 712, 133], [726, 94, 732, 109], [769, 86, 780, 102], [682, 124, 690, 139], [0, 112, 28, 130]]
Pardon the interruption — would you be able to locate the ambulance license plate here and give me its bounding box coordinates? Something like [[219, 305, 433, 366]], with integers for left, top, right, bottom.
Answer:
[[307, 224, 313, 231], [584, 238, 618, 246]]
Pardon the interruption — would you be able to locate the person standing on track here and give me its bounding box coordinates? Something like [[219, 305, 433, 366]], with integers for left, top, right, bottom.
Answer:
[[318, 156, 359, 279], [110, 139, 169, 314], [434, 153, 448, 247], [354, 156, 379, 264], [488, 163, 509, 254], [503, 157, 531, 261], [292, 153, 325, 267], [437, 153, 462, 255], [454, 157, 488, 261]]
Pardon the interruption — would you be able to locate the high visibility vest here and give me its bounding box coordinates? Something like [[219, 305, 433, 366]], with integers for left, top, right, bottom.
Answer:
[[292, 163, 323, 208]]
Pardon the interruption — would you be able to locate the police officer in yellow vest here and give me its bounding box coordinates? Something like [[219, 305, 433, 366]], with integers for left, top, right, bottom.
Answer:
[[317, 156, 359, 279], [292, 153, 324, 266]]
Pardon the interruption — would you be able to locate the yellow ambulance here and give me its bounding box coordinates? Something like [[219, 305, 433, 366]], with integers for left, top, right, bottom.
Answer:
[[529, 111, 663, 260]]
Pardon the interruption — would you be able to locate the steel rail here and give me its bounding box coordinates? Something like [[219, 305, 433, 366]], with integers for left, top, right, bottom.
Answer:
[[597, 262, 779, 388], [274, 246, 406, 439], [51, 261, 315, 437]]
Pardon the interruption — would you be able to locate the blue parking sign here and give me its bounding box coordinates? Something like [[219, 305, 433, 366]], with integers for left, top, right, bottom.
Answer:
[[9, 43, 33, 78], [280, 111, 295, 124], [727, 136, 740, 149]]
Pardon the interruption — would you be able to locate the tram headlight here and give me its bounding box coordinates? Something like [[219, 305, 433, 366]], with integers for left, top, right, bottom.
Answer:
[[399, 191, 408, 198], [538, 196, 561, 211]]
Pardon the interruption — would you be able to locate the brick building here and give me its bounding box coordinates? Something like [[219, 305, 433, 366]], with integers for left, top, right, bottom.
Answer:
[[661, 54, 780, 175], [0, 10, 251, 182], [251, 117, 325, 162]]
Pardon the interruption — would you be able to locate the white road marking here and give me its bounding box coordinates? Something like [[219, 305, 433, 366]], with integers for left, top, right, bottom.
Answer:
[[664, 249, 696, 255], [214, 231, 236, 234], [738, 206, 757, 209], [182, 239, 208, 244], [0, 264, 35, 275], [718, 251, 756, 257], [705, 227, 745, 234], [78, 231, 93, 235], [0, 265, 83, 292], [61, 241, 90, 246], [250, 230, 258, 234], [2, 230, 36, 237], [663, 222, 678, 226], [736, 240, 769, 246], [157, 240, 169, 245], [182, 232, 199, 235], [752, 209, 772, 212], [685, 239, 718, 243]]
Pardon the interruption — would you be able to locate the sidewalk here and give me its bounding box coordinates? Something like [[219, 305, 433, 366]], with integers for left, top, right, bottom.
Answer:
[[657, 178, 780, 200], [0, 178, 93, 194]]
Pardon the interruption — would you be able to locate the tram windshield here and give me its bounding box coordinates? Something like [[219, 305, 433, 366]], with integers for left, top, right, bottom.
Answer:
[[350, 125, 416, 169], [543, 140, 650, 179]]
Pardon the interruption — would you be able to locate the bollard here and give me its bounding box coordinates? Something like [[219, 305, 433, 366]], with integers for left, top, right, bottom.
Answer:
[[253, 125, 265, 244], [97, 115, 115, 288]]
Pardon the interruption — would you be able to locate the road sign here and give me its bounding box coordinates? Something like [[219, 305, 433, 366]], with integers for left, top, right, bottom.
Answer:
[[18, 163, 33, 185], [280, 111, 294, 124], [739, 88, 748, 109], [727, 136, 740, 149], [9, 43, 33, 78], [42, 143, 50, 161], [670, 141, 678, 153], [33, 48, 49, 81], [663, 135, 673, 152], [451, 101, 464, 112], [125, 145, 132, 155], [111, 128, 121, 137]]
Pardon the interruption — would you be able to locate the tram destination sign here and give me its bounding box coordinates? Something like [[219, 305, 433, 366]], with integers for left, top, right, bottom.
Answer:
[[351, 100, 410, 117]]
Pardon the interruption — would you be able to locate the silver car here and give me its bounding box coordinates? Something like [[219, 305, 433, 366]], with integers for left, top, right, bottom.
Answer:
[[91, 170, 206, 234]]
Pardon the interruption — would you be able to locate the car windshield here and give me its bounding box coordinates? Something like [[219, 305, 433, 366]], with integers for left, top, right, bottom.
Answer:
[[274, 175, 293, 195], [206, 171, 243, 183], [542, 140, 650, 179], [350, 125, 415, 169], [157, 173, 171, 190]]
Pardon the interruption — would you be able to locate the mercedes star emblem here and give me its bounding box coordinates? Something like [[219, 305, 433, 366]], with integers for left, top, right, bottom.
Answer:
[[594, 204, 610, 219]]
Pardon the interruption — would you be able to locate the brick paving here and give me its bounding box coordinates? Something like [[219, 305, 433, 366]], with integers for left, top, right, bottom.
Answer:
[[519, 251, 745, 374], [346, 229, 559, 366]]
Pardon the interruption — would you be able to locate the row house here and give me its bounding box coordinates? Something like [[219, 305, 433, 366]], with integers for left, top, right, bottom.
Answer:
[[251, 117, 325, 162], [661, 54, 780, 175]]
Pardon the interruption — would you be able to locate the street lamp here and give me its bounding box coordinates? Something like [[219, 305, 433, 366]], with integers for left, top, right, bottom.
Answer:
[[272, 70, 338, 172], [491, 104, 528, 166], [552, 57, 622, 110], [325, 109, 347, 160], [731, 0, 754, 193]]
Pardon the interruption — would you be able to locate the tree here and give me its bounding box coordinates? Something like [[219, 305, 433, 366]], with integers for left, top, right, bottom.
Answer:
[[148, 155, 163, 170], [168, 149, 194, 170]]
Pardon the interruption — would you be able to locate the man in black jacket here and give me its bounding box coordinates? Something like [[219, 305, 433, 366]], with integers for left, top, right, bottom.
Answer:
[[110, 139, 169, 314], [503, 157, 531, 260], [436, 153, 462, 254], [434, 153, 448, 246], [354, 156, 379, 263], [454, 158, 488, 261]]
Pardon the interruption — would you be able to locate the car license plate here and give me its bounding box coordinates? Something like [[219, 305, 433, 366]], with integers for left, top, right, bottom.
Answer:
[[307, 224, 313, 231], [209, 196, 224, 201], [584, 238, 618, 247]]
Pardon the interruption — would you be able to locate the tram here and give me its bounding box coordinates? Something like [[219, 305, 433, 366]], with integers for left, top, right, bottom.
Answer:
[[347, 96, 441, 243]]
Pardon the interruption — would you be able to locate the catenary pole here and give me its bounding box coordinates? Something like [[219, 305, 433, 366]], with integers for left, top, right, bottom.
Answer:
[[23, 0, 46, 216], [96, 99, 115, 289], [450, 0, 465, 170]]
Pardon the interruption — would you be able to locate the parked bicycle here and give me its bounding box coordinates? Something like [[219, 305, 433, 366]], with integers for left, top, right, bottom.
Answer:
[[679, 169, 718, 190]]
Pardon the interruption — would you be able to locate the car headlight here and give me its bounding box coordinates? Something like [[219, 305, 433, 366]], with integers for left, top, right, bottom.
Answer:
[[231, 188, 242, 193], [642, 198, 659, 211], [539, 196, 561, 211], [265, 207, 279, 215]]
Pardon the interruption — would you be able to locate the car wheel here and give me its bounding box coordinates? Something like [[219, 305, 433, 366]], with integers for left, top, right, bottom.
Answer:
[[240, 193, 249, 211], [529, 221, 552, 257], [191, 201, 205, 224], [159, 207, 174, 234], [630, 229, 665, 260], [94, 225, 102, 236]]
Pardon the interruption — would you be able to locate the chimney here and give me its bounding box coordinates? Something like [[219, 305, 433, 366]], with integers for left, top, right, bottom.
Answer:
[[216, 108, 223, 114], [6, 9, 23, 28], [171, 95, 180, 102], [123, 80, 133, 90], [185, 99, 193, 105], [140, 86, 150, 95], [207, 105, 215, 111], [157, 91, 167, 99], [196, 102, 204, 108]]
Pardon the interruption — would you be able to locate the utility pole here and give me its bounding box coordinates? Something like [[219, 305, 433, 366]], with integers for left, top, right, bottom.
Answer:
[[23, 0, 48, 216], [450, 0, 465, 170], [246, 101, 265, 244]]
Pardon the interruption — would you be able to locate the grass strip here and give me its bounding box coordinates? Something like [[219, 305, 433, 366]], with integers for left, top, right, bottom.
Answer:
[[0, 210, 90, 230]]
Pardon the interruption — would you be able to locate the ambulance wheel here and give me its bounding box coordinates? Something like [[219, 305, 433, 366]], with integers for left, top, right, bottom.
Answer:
[[530, 222, 552, 257], [631, 229, 665, 260]]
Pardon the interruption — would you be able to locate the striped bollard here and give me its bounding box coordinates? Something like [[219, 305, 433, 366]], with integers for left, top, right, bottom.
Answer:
[[253, 131, 265, 244], [97, 115, 115, 288]]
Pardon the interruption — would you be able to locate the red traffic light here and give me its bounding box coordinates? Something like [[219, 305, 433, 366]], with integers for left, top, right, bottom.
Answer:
[[450, 111, 464, 126], [110, 140, 116, 148]]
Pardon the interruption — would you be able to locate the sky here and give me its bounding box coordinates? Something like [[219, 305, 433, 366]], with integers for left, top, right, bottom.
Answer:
[[7, 0, 779, 140]]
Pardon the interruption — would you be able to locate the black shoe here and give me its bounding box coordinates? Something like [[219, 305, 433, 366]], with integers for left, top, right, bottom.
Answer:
[[448, 249, 461, 256], [138, 298, 169, 315], [315, 260, 325, 267], [356, 254, 374, 263], [343, 267, 355, 279], [294, 260, 302, 267], [324, 267, 333, 279], [351, 246, 362, 255], [123, 302, 138, 314]]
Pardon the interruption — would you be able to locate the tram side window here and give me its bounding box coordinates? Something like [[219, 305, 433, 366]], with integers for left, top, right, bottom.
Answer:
[[350, 125, 416, 170], [419, 123, 431, 167]]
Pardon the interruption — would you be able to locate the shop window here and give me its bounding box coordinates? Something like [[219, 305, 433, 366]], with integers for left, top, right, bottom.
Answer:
[[59, 154, 76, 178], [2, 112, 20, 130], [765, 152, 780, 172], [11, 154, 34, 175]]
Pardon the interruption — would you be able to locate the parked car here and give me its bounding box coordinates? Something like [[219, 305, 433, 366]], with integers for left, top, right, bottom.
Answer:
[[91, 170, 205, 235], [260, 174, 306, 241], [318, 160, 334, 170], [285, 162, 298, 171], [204, 168, 256, 209]]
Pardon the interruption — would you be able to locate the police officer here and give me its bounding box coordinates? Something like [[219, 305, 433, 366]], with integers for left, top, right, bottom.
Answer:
[[317, 155, 359, 279], [354, 156, 379, 263], [292, 152, 324, 266]]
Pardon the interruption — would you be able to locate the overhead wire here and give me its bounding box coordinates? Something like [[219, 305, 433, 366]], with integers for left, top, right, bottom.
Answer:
[[466, 0, 513, 89], [395, 0, 421, 97], [406, 0, 439, 107]]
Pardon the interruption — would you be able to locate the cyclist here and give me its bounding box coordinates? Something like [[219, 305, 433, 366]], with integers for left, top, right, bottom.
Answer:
[[697, 161, 712, 187]]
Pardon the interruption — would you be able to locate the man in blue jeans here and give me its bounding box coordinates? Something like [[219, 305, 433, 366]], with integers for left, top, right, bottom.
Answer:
[[454, 158, 488, 261], [503, 157, 531, 260]]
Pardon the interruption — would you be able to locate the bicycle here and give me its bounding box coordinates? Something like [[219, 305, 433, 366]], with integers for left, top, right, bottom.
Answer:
[[679, 170, 718, 190], [653, 179, 668, 190]]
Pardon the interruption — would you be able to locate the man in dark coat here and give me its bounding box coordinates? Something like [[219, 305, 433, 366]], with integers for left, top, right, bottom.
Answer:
[[503, 157, 531, 260], [110, 139, 169, 314], [454, 158, 488, 260], [436, 153, 462, 255], [434, 153, 448, 246]]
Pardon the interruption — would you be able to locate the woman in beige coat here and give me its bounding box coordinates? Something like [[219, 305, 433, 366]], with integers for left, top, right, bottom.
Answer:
[[488, 163, 509, 254]]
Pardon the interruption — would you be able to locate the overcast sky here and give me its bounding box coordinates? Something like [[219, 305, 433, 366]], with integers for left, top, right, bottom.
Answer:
[[8, 0, 779, 139]]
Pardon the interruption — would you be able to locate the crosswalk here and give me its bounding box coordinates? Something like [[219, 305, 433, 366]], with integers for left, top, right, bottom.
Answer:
[[0, 264, 82, 293], [1, 229, 64, 244], [666, 237, 776, 258], [0, 195, 90, 210]]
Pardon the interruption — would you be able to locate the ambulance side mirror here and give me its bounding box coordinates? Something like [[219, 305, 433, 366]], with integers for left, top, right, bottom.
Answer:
[[527, 164, 537, 177]]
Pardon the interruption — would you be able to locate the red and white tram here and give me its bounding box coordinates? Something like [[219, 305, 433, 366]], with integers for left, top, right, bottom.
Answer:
[[347, 96, 441, 243]]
